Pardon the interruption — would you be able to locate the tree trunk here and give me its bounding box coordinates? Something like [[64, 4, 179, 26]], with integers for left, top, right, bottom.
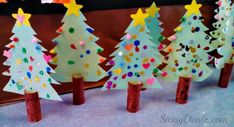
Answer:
[[25, 91, 42, 122], [175, 76, 191, 104], [72, 74, 85, 105], [218, 63, 233, 88], [127, 82, 142, 113]]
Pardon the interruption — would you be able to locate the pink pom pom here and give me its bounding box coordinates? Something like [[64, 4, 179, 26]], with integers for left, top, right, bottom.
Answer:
[[161, 71, 167, 77], [32, 38, 37, 43], [126, 34, 131, 39], [158, 44, 164, 50], [168, 35, 176, 41], [217, 0, 222, 7], [79, 41, 85, 46], [215, 15, 221, 20]]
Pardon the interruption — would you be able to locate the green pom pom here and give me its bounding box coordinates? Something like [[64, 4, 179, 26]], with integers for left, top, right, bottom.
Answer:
[[39, 71, 44, 75], [22, 48, 27, 54], [178, 67, 183, 71], [158, 36, 165, 42], [68, 60, 75, 65], [69, 27, 75, 33], [48, 78, 52, 83], [46, 93, 50, 98], [180, 17, 186, 22], [153, 68, 159, 73], [97, 48, 103, 53], [23, 58, 28, 63]]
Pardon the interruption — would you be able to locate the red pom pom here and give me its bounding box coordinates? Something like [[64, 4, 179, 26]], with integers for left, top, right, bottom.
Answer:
[[13, 37, 19, 42]]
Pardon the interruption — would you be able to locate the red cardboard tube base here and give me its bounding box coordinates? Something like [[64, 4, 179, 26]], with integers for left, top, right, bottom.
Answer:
[[127, 82, 142, 113], [175, 76, 191, 104], [218, 63, 233, 88], [72, 74, 85, 105], [25, 91, 42, 122]]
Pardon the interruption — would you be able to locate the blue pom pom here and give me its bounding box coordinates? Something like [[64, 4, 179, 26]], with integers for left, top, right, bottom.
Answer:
[[86, 50, 91, 54], [46, 67, 51, 73], [35, 45, 41, 51], [134, 40, 140, 46], [108, 71, 112, 76], [232, 41, 234, 47], [121, 42, 127, 47], [86, 28, 94, 33], [119, 62, 124, 67], [192, 69, 196, 73], [12, 80, 15, 84], [27, 72, 31, 79]]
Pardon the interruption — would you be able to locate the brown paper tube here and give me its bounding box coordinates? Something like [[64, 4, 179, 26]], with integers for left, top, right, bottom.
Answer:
[[72, 73, 85, 105], [127, 82, 142, 113], [175, 76, 191, 104], [218, 63, 233, 88], [25, 90, 42, 122]]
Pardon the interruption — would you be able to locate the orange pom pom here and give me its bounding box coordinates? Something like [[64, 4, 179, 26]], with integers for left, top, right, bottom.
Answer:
[[167, 47, 173, 52]]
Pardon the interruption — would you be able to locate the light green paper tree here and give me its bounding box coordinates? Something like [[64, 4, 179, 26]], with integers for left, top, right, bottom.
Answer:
[[145, 2, 165, 52], [215, 5, 234, 68], [162, 0, 214, 82], [3, 8, 61, 101], [50, 0, 106, 82], [210, 0, 232, 48], [102, 9, 165, 90]]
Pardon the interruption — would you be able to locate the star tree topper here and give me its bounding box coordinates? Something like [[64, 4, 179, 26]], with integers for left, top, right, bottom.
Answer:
[[185, 0, 202, 16], [12, 8, 31, 27], [64, 0, 83, 16], [130, 9, 149, 26]]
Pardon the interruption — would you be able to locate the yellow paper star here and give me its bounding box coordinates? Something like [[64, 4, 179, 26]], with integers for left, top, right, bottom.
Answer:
[[64, 0, 83, 16], [185, 0, 202, 16], [146, 2, 160, 18], [131, 9, 149, 26], [12, 8, 31, 27]]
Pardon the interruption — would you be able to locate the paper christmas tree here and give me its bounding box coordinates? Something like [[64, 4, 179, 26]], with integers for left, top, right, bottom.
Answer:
[[102, 9, 166, 90], [145, 2, 165, 52], [163, 0, 214, 82], [3, 8, 62, 101], [215, 5, 234, 68], [50, 0, 106, 82], [210, 0, 232, 49]]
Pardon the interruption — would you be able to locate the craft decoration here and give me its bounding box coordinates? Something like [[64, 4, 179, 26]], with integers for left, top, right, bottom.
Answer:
[[2, 8, 62, 101], [50, 0, 106, 83], [102, 8, 165, 91], [210, 0, 232, 48], [163, 0, 214, 82], [162, 0, 215, 104], [145, 2, 165, 52], [216, 5, 234, 88]]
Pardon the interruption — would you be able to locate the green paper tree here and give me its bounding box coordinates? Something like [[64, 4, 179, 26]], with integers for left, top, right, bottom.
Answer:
[[145, 2, 165, 51], [215, 5, 234, 68], [162, 0, 214, 82], [102, 9, 166, 90], [210, 0, 232, 48], [50, 1, 106, 82], [3, 8, 61, 101]]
